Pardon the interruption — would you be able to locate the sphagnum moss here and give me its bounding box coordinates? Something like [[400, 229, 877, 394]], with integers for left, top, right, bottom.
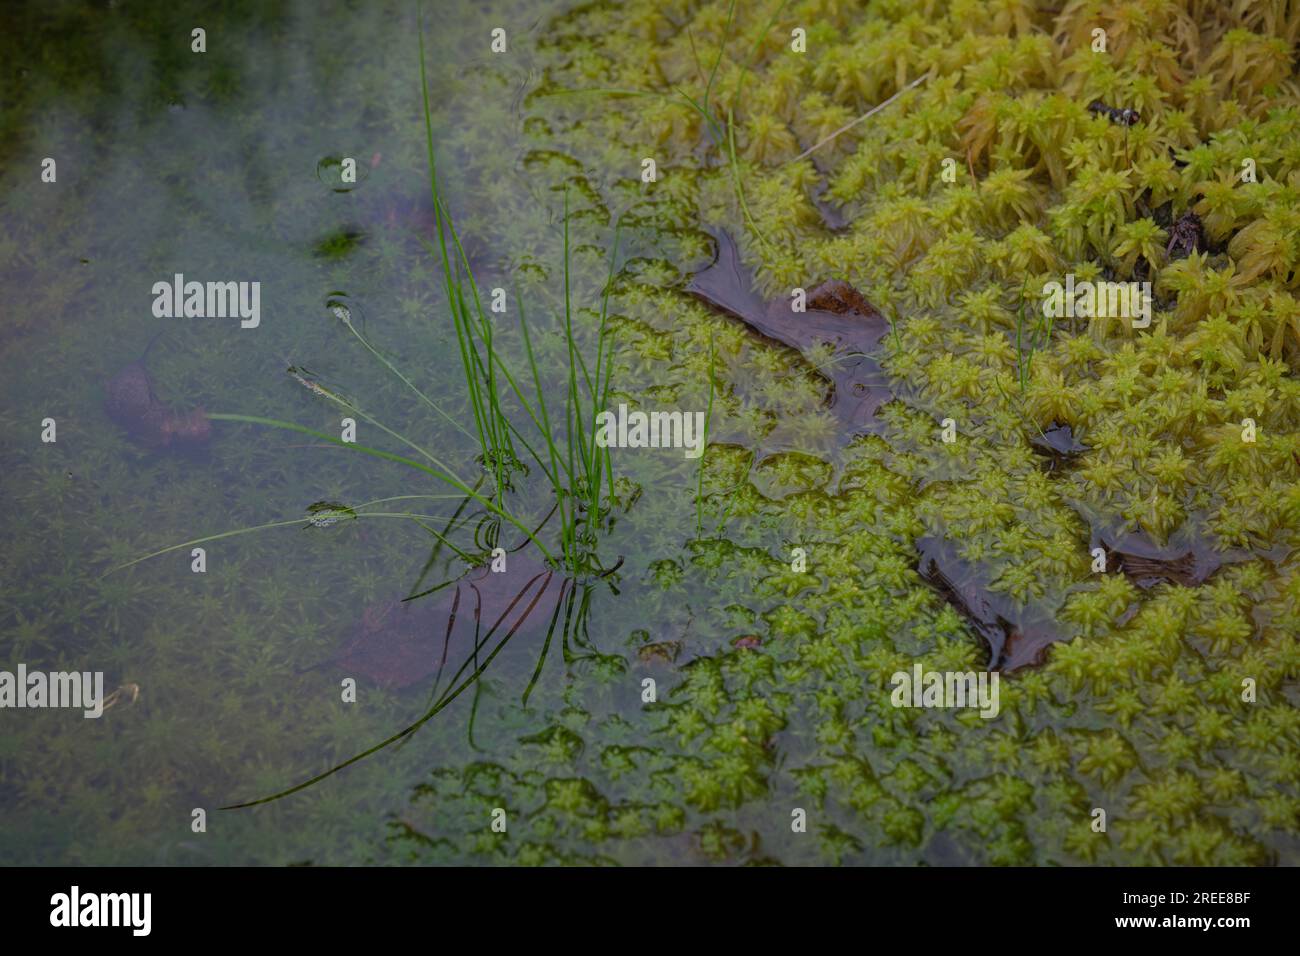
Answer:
[[4, 0, 1299, 865], [400, 0, 1299, 866]]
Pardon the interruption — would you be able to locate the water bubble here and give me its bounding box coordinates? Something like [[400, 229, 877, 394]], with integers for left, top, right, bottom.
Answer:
[[316, 155, 368, 193]]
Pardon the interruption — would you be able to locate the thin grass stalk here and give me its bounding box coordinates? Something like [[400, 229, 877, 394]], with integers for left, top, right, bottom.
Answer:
[[589, 222, 622, 524], [222, 556, 554, 808], [335, 311, 474, 442], [201, 413, 555, 562], [288, 367, 464, 481]]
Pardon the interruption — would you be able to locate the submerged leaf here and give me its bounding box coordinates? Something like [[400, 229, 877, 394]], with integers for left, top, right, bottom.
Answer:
[[687, 228, 893, 437]]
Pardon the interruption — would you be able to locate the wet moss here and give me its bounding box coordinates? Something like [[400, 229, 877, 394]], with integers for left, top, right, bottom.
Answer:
[[4, 0, 1299, 866]]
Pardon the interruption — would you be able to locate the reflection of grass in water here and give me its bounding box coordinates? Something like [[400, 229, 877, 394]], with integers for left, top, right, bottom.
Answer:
[[106, 2, 641, 809], [221, 562, 593, 809]]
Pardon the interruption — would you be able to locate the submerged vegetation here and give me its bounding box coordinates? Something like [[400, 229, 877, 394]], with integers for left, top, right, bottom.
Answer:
[[1, 0, 1298, 865]]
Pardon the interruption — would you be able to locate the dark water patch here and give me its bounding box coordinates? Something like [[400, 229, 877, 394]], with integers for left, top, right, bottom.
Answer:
[[686, 227, 893, 439]]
